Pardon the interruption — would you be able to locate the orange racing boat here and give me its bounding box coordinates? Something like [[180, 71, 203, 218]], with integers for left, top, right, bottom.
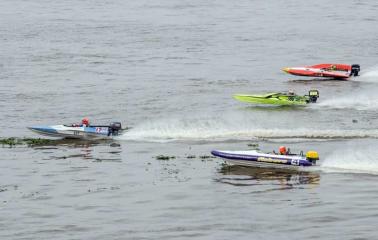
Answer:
[[283, 63, 360, 79]]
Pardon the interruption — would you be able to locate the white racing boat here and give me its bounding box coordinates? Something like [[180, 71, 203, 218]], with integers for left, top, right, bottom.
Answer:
[[211, 149, 319, 169], [28, 122, 124, 140]]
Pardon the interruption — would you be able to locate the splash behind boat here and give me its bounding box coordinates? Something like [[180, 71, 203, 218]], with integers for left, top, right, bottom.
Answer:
[[28, 122, 124, 140], [211, 149, 319, 169], [282, 63, 360, 79]]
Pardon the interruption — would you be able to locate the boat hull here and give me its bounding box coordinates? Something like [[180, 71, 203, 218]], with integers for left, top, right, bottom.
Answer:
[[211, 150, 314, 168], [28, 125, 120, 140], [233, 95, 307, 105], [283, 66, 350, 79]]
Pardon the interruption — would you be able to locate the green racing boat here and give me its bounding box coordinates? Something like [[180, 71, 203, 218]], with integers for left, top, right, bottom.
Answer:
[[233, 90, 319, 106]]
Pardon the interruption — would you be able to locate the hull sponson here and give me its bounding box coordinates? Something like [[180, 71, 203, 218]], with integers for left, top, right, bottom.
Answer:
[[233, 95, 307, 105], [28, 125, 116, 140], [283, 66, 350, 78], [211, 150, 313, 167]]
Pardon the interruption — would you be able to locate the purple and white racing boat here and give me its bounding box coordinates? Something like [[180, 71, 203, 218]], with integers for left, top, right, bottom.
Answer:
[[211, 149, 319, 168]]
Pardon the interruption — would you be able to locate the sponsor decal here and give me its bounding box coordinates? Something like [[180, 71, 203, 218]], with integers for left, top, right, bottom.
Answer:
[[95, 127, 108, 134], [257, 157, 287, 164]]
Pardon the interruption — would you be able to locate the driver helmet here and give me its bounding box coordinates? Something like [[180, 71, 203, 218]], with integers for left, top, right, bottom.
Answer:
[[82, 117, 90, 126], [288, 90, 295, 95], [279, 146, 287, 155]]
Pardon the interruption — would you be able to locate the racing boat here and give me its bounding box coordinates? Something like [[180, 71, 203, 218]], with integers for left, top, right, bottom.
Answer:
[[211, 149, 319, 168], [28, 122, 124, 140], [234, 89, 319, 105], [282, 63, 360, 79]]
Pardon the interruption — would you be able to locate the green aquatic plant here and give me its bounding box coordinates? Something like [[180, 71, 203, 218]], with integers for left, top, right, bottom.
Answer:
[[110, 142, 121, 147], [0, 138, 21, 146], [247, 143, 259, 147], [22, 138, 54, 146], [247, 143, 260, 150], [0, 137, 55, 147], [155, 155, 176, 160]]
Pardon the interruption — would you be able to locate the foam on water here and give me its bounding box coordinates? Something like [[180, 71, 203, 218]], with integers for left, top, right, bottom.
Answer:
[[321, 146, 378, 174], [355, 65, 378, 83], [120, 117, 378, 142], [317, 95, 378, 110], [314, 65, 378, 110]]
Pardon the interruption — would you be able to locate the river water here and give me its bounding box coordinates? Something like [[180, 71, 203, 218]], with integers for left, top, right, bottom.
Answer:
[[1, 0, 378, 239]]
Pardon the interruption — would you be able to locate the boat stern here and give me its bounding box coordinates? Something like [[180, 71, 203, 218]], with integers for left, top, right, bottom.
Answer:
[[306, 151, 319, 164]]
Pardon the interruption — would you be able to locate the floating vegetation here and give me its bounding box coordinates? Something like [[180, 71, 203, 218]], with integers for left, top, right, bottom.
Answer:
[[186, 155, 196, 159], [155, 155, 176, 160], [199, 155, 216, 159], [220, 162, 229, 167], [0, 137, 20, 146], [110, 142, 121, 147], [22, 138, 54, 146], [247, 143, 260, 150], [0, 137, 55, 147], [247, 143, 259, 148]]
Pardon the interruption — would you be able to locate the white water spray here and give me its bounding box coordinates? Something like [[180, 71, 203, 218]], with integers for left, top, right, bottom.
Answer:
[[355, 65, 378, 83], [321, 145, 378, 174], [316, 65, 378, 110], [317, 95, 378, 110], [120, 117, 378, 142]]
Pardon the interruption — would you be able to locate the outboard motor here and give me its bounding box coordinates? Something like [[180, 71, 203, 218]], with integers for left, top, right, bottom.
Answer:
[[108, 122, 122, 136], [307, 90, 319, 103], [350, 64, 360, 77], [306, 151, 319, 164]]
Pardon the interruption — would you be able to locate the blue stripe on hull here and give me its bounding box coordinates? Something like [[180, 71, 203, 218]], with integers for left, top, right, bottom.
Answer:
[[28, 126, 58, 134]]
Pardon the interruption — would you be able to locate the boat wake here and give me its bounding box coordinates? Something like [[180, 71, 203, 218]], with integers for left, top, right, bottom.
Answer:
[[119, 118, 378, 142], [315, 65, 378, 110], [321, 146, 378, 175], [355, 65, 378, 83], [316, 94, 378, 110]]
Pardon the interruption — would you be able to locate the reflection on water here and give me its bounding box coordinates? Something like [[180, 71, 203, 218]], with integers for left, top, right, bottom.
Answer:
[[217, 165, 320, 188], [30, 139, 113, 147], [30, 139, 123, 162]]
